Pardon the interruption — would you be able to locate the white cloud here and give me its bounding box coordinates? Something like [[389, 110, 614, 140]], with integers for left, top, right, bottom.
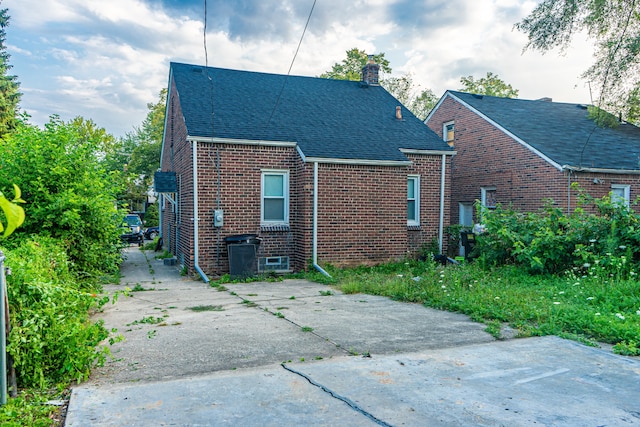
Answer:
[[5, 0, 599, 137]]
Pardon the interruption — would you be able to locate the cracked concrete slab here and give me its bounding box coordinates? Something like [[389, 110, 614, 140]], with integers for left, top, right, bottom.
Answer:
[[66, 247, 640, 426]]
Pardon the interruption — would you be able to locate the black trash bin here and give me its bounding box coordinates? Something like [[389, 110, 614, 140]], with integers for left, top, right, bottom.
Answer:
[[460, 231, 477, 261], [224, 234, 261, 279]]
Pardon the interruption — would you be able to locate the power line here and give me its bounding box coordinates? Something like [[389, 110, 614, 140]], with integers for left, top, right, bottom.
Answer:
[[265, 0, 317, 127]]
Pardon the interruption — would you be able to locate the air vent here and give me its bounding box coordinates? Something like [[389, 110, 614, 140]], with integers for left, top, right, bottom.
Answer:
[[258, 256, 290, 272]]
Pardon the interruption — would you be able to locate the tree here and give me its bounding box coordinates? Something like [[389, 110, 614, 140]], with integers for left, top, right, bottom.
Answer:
[[0, 116, 123, 276], [319, 48, 391, 80], [320, 48, 437, 119], [383, 74, 438, 120], [104, 89, 166, 212], [0, 6, 21, 136], [515, 0, 640, 120], [459, 72, 519, 98]]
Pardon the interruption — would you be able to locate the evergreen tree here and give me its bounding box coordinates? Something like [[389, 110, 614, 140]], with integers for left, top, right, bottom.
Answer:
[[0, 6, 21, 136]]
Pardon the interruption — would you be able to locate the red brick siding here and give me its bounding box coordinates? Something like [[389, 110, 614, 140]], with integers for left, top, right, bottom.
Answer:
[[161, 74, 452, 275], [194, 143, 301, 275], [426, 96, 640, 222], [160, 76, 193, 269]]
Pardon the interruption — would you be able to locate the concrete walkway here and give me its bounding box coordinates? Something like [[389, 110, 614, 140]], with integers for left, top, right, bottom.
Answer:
[[65, 247, 640, 426]]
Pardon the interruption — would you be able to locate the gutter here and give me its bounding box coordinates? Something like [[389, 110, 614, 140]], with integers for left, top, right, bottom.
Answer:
[[312, 162, 331, 277], [192, 140, 210, 284], [562, 164, 640, 175]]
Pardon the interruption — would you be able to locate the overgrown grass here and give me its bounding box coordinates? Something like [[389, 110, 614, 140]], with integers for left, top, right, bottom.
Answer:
[[325, 259, 639, 353]]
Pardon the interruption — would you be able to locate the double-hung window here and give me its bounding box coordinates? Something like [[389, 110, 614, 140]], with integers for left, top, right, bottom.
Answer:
[[443, 121, 455, 146], [262, 170, 289, 224], [408, 175, 420, 226], [611, 184, 630, 208]]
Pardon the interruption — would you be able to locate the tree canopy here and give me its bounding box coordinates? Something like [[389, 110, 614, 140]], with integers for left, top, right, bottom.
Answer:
[[0, 116, 123, 275], [104, 89, 166, 212], [459, 72, 519, 98], [0, 5, 21, 136], [515, 0, 640, 121], [320, 48, 438, 120], [319, 48, 391, 80]]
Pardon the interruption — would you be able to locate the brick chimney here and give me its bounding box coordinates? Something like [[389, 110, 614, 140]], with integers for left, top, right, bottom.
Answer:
[[361, 55, 380, 86]]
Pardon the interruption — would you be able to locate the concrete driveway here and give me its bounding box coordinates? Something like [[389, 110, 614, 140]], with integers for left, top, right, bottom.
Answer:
[[65, 247, 640, 426]]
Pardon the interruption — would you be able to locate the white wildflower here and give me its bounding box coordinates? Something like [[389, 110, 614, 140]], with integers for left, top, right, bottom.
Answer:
[[615, 313, 625, 320], [586, 297, 594, 301], [583, 263, 591, 268], [595, 312, 601, 316], [553, 302, 561, 305]]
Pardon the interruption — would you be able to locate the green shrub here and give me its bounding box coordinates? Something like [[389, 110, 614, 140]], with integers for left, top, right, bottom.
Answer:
[[475, 193, 640, 276], [4, 236, 110, 388]]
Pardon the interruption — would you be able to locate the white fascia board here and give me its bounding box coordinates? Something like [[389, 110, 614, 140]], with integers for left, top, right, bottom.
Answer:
[[187, 136, 298, 147], [424, 92, 449, 124], [302, 155, 412, 167], [562, 165, 640, 175], [159, 69, 175, 168], [447, 92, 564, 172], [400, 148, 457, 156], [299, 145, 414, 166]]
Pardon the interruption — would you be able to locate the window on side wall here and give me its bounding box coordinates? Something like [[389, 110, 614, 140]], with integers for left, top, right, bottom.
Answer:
[[481, 186, 497, 209], [443, 121, 455, 147], [408, 175, 420, 226], [611, 184, 630, 208], [262, 170, 289, 224]]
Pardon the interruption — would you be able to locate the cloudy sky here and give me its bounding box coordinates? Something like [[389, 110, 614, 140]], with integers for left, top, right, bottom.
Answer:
[[5, 0, 594, 137]]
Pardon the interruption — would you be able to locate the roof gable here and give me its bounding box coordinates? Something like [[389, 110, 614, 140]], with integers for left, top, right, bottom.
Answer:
[[446, 90, 640, 172], [169, 62, 452, 163]]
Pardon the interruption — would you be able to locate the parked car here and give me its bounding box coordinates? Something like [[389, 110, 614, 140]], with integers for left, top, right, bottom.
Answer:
[[144, 226, 159, 240], [120, 214, 144, 246]]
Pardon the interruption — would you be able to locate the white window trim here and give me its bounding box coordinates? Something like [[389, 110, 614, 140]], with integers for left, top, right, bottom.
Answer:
[[408, 175, 420, 226], [443, 120, 455, 144], [611, 184, 630, 207], [261, 169, 290, 225], [481, 186, 497, 209]]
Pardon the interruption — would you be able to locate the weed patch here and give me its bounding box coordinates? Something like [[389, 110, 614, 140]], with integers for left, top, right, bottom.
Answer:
[[188, 305, 225, 312], [321, 258, 640, 350]]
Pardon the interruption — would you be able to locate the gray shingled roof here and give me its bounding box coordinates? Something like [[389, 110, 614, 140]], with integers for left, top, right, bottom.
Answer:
[[448, 90, 640, 171], [170, 62, 452, 162]]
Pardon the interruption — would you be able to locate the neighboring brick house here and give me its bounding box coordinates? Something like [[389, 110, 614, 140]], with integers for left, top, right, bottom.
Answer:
[[158, 61, 455, 280], [425, 90, 640, 228]]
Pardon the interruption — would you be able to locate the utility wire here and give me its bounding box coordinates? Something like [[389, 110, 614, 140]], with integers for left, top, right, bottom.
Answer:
[[265, 0, 317, 128]]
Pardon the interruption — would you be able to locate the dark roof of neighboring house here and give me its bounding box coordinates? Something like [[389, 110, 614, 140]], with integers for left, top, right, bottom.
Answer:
[[446, 90, 640, 171], [169, 62, 452, 163]]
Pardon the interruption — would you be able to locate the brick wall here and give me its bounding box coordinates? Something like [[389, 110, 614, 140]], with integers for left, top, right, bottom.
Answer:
[[161, 75, 452, 276], [160, 76, 193, 269], [426, 96, 640, 223]]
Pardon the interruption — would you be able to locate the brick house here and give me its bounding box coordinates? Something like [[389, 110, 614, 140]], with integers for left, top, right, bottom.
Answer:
[[158, 61, 455, 280], [425, 90, 640, 228]]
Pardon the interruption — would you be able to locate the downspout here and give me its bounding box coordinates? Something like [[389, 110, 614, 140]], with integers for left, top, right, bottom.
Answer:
[[313, 162, 331, 277], [438, 154, 446, 254], [192, 140, 210, 283], [567, 169, 572, 215]]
